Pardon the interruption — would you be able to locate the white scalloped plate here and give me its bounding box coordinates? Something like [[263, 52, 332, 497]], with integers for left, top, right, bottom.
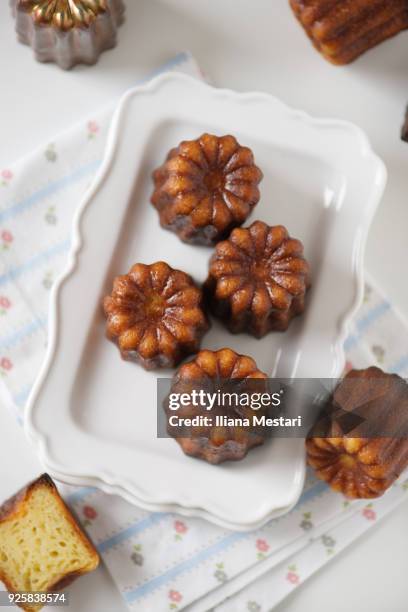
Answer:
[[25, 73, 386, 531]]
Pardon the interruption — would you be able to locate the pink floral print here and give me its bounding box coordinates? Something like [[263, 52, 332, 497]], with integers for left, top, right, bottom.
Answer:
[[0, 296, 11, 315], [256, 539, 269, 553], [1, 357, 13, 371], [174, 520, 187, 534], [286, 564, 300, 585], [256, 538, 270, 560], [83, 505, 97, 520], [169, 590, 182, 609], [362, 504, 376, 521], [174, 520, 188, 540], [88, 120, 100, 139], [1, 230, 13, 250], [82, 505, 98, 527], [169, 590, 182, 602], [1, 170, 13, 186]]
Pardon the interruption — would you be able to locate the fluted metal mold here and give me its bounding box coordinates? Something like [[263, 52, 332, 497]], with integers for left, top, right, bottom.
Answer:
[[11, 0, 125, 70]]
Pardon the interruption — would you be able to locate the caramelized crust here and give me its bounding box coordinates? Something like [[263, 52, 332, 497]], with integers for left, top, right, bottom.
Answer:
[[151, 133, 263, 245], [290, 0, 408, 64], [307, 367, 408, 498], [164, 348, 269, 464], [0, 474, 99, 612], [205, 221, 310, 337], [103, 261, 209, 370]]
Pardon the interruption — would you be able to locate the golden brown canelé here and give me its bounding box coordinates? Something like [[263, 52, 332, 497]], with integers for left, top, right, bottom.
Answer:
[[289, 0, 408, 65], [151, 133, 263, 246], [307, 367, 408, 499], [103, 261, 209, 370], [205, 221, 310, 338], [164, 348, 269, 464]]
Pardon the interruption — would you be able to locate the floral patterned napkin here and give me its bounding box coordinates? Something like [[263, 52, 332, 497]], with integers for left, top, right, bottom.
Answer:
[[0, 52, 407, 612]]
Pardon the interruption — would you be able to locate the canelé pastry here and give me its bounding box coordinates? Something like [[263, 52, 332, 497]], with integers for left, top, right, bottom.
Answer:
[[307, 367, 408, 499], [289, 0, 408, 65], [164, 348, 269, 464], [103, 261, 209, 370], [0, 474, 99, 611], [205, 221, 310, 337], [151, 133, 263, 246], [12, 0, 125, 70]]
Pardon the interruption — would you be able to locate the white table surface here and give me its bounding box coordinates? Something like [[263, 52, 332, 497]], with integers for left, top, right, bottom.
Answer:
[[0, 1, 407, 611]]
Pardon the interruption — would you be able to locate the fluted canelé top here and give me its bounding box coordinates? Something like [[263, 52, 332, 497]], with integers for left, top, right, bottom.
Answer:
[[151, 133, 263, 245]]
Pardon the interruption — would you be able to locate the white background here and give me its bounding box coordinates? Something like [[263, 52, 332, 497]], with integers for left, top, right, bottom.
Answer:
[[0, 1, 407, 611]]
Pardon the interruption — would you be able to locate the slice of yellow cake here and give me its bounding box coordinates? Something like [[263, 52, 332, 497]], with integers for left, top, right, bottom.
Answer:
[[0, 474, 99, 611]]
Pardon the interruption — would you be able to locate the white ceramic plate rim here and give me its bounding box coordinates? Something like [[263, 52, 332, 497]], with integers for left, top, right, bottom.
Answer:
[[48, 467, 301, 531], [24, 73, 387, 529]]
